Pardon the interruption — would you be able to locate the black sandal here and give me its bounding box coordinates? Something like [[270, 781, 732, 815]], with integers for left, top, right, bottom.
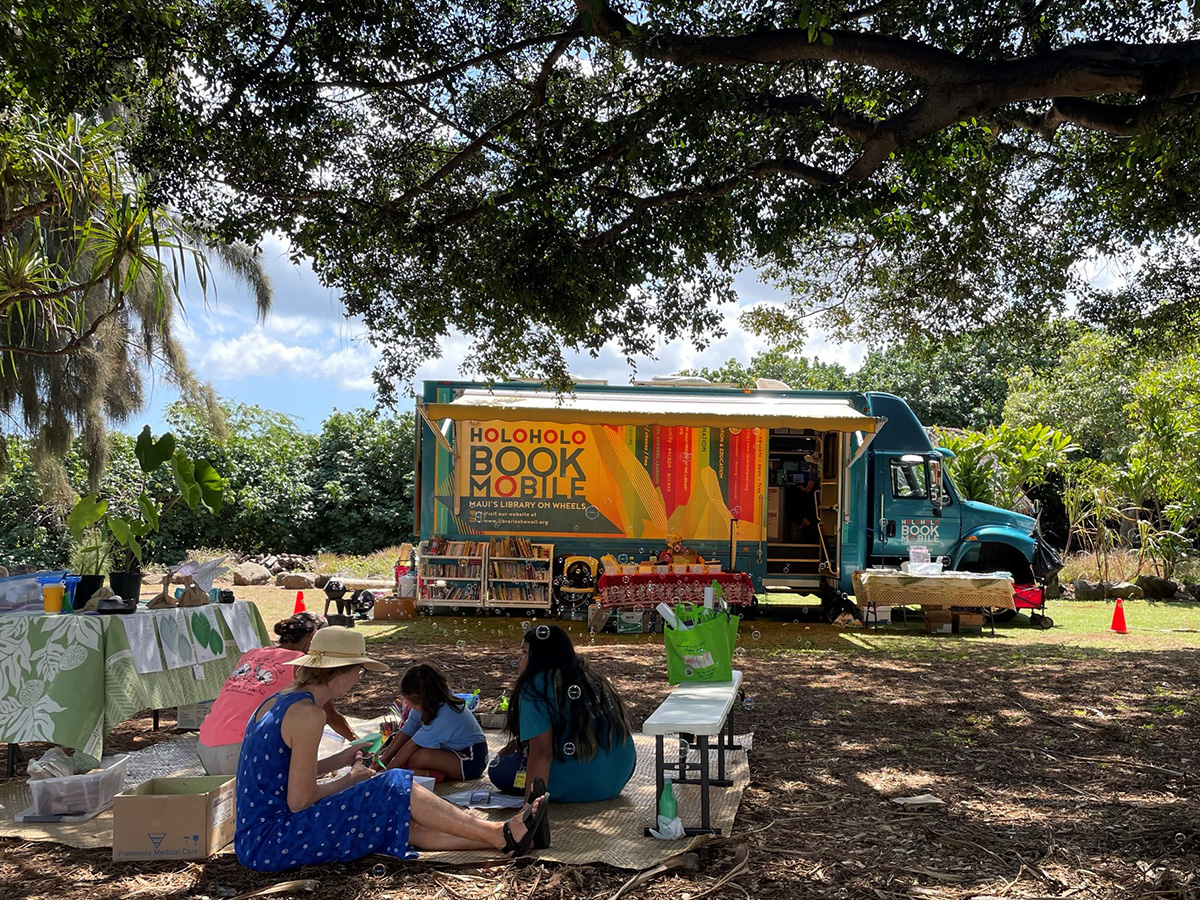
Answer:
[[527, 777, 550, 849], [503, 795, 550, 857]]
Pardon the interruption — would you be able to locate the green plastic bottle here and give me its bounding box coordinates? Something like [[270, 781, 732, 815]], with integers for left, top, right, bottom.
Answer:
[[658, 777, 677, 819]]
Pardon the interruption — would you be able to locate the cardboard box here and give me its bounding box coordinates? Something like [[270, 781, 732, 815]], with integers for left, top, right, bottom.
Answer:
[[953, 612, 984, 634], [374, 595, 416, 621], [113, 776, 236, 861], [923, 610, 953, 634], [588, 605, 612, 633], [175, 701, 214, 731]]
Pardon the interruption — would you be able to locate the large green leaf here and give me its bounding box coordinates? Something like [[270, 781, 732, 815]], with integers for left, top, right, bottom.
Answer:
[[171, 453, 202, 508], [67, 494, 107, 539], [107, 516, 143, 564], [192, 458, 224, 514], [135, 426, 176, 473], [137, 491, 160, 532]]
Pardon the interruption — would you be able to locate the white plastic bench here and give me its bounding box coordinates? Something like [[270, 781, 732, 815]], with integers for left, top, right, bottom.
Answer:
[[642, 670, 743, 835]]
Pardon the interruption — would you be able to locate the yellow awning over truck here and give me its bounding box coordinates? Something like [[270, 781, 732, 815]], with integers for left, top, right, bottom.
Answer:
[[424, 389, 881, 433]]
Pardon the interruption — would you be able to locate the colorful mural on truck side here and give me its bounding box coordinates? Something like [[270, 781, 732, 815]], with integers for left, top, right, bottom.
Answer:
[[433, 420, 766, 541]]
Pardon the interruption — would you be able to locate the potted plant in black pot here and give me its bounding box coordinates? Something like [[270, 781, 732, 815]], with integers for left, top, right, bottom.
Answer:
[[68, 527, 113, 609], [68, 427, 225, 603]]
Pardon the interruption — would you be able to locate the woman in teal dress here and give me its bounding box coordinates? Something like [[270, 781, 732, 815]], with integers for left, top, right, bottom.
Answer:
[[234, 627, 548, 872], [489, 624, 635, 803]]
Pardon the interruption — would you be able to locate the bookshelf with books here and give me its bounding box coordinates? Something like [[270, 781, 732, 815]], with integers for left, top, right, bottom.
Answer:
[[485, 538, 554, 610], [416, 536, 487, 609]]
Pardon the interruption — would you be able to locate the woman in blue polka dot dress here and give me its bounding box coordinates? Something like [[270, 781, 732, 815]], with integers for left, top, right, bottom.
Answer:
[[235, 627, 549, 872]]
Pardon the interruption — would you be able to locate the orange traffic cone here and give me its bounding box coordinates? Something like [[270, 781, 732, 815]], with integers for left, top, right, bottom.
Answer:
[[294, 590, 306, 615], [1110, 597, 1127, 634]]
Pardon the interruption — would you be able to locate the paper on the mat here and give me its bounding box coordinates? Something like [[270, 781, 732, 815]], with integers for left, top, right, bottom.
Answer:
[[188, 606, 226, 664], [219, 602, 262, 652], [156, 608, 197, 669], [441, 789, 525, 810], [119, 613, 163, 674]]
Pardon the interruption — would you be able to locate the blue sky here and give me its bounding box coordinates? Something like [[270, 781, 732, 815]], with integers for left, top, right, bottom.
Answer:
[[142, 236, 868, 435]]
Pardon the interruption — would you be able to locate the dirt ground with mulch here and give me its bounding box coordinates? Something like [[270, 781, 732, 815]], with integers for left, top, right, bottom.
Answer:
[[3, 613, 1199, 900]]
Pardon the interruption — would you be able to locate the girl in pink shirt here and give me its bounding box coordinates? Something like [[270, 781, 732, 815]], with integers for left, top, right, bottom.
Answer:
[[198, 612, 356, 775]]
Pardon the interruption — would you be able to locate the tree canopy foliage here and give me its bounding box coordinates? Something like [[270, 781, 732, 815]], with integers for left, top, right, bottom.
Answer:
[[16, 0, 1192, 396]]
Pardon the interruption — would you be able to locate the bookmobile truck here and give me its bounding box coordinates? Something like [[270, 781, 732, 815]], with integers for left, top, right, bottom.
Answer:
[[415, 378, 1045, 618]]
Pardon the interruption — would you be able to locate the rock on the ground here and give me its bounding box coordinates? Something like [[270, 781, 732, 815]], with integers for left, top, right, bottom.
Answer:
[[1073, 579, 1106, 601], [278, 572, 317, 589], [1105, 581, 1144, 600], [1135, 574, 1178, 599], [233, 562, 273, 586]]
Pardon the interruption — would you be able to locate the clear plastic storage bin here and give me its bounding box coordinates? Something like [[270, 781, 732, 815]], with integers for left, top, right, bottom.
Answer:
[[28, 754, 129, 816]]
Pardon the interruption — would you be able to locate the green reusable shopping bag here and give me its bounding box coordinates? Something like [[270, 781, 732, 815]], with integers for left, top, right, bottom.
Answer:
[[664, 605, 740, 684]]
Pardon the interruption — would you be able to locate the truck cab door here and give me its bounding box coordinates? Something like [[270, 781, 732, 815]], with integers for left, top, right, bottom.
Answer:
[[873, 453, 960, 563]]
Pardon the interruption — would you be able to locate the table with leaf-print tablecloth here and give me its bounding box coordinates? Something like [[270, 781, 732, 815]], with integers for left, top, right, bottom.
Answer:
[[0, 602, 269, 770]]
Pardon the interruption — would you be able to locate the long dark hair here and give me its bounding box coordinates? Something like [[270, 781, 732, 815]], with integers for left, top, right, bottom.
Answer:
[[506, 624, 632, 763], [400, 663, 464, 725]]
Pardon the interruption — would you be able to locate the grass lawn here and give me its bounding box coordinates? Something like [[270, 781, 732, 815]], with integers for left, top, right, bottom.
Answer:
[[240, 584, 1200, 659]]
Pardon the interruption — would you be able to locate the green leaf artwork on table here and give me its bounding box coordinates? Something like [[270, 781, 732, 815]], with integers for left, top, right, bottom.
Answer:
[[190, 610, 224, 655], [156, 612, 196, 668]]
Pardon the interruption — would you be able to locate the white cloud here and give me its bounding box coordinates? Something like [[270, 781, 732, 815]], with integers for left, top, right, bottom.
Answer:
[[316, 343, 383, 391], [263, 313, 330, 340], [200, 331, 323, 379]]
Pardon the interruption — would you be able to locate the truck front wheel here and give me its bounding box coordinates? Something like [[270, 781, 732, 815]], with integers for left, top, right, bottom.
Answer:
[[956, 542, 1035, 585]]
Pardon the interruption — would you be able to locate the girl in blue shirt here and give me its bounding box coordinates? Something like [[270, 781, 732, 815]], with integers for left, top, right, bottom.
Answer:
[[379, 663, 489, 781], [490, 625, 635, 803]]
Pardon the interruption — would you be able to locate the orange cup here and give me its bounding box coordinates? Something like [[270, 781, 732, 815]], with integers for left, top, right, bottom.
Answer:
[[42, 583, 65, 614]]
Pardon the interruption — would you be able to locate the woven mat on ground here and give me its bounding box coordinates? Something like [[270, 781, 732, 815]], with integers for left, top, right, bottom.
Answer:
[[0, 727, 749, 870]]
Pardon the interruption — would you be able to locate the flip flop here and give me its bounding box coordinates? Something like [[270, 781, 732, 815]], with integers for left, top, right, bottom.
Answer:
[[527, 776, 550, 849]]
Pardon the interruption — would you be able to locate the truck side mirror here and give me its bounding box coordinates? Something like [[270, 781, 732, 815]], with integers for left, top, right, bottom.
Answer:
[[929, 457, 943, 512]]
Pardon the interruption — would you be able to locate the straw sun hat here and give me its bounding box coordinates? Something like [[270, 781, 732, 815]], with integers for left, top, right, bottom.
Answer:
[[285, 626, 388, 672]]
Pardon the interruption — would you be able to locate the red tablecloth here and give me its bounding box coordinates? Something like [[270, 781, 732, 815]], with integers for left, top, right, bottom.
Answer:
[[596, 571, 755, 610]]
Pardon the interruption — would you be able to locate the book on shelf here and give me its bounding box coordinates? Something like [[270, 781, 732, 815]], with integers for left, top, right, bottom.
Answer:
[[422, 536, 484, 559], [489, 583, 549, 605], [488, 537, 550, 559], [419, 584, 479, 602], [421, 562, 482, 578]]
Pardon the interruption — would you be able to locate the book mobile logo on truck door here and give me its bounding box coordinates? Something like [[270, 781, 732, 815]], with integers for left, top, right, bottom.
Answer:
[[900, 518, 940, 542]]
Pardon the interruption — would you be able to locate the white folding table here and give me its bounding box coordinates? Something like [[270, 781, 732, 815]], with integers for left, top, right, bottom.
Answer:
[[642, 670, 743, 835]]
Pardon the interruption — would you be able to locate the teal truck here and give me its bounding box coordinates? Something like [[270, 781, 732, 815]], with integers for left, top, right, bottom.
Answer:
[[416, 379, 1047, 614]]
